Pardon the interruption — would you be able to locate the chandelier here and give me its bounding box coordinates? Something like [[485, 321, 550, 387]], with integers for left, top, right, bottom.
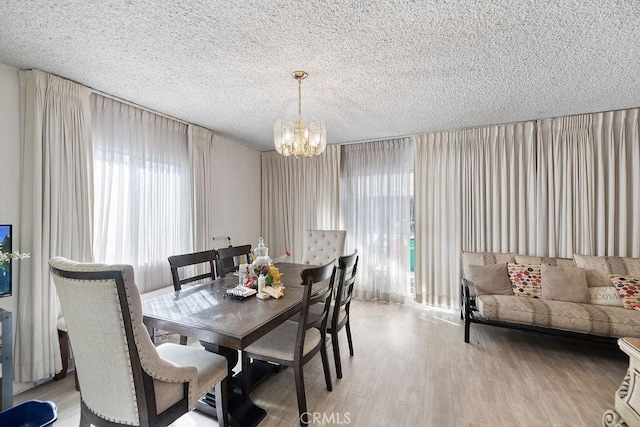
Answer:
[[274, 71, 326, 157]]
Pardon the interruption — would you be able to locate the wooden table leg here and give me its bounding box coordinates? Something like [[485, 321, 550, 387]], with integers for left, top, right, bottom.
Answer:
[[198, 342, 267, 427], [54, 329, 69, 381]]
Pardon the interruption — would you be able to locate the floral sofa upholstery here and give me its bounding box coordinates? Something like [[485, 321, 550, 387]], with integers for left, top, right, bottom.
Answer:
[[461, 252, 640, 343]]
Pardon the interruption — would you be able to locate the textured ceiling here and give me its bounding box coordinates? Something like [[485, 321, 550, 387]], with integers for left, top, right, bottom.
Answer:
[[0, 1, 639, 151]]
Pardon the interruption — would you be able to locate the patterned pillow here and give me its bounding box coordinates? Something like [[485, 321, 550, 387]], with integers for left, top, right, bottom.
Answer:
[[507, 263, 542, 298], [609, 274, 640, 309]]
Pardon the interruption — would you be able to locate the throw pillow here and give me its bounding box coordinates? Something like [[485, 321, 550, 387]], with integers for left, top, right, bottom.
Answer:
[[574, 254, 640, 287], [462, 251, 516, 282], [466, 263, 513, 296], [609, 274, 640, 309], [540, 264, 589, 303], [588, 287, 624, 306], [507, 263, 542, 298]]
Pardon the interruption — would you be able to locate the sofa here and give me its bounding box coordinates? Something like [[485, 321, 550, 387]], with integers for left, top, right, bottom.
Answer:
[[460, 252, 640, 343]]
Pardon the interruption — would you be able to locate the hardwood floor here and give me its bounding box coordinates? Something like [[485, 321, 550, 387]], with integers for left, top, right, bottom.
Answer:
[[15, 300, 627, 426]]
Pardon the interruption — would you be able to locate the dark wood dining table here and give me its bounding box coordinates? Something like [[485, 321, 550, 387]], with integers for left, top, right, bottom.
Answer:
[[141, 262, 314, 427]]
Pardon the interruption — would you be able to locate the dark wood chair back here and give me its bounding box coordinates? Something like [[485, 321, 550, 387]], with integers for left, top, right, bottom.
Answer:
[[324, 251, 358, 379], [296, 261, 337, 357], [215, 244, 252, 277], [333, 251, 359, 325], [241, 260, 336, 426], [168, 249, 218, 291]]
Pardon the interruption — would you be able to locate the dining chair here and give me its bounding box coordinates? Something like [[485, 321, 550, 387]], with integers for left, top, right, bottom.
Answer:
[[168, 249, 218, 291], [49, 257, 229, 427], [215, 244, 252, 277], [241, 261, 336, 426], [168, 249, 219, 344], [311, 251, 359, 379], [301, 229, 347, 265], [168, 250, 241, 390]]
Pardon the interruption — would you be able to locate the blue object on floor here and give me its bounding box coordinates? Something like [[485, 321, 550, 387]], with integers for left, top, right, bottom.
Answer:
[[0, 399, 58, 427]]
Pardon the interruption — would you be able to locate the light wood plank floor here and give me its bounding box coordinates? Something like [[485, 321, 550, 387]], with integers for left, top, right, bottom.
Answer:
[[15, 300, 628, 426]]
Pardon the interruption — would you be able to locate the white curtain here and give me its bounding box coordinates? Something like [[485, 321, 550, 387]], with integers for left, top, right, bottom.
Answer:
[[188, 125, 216, 253], [415, 109, 640, 309], [90, 95, 191, 293], [537, 115, 594, 257], [414, 132, 463, 308], [414, 123, 536, 308], [261, 145, 341, 263], [537, 110, 640, 258], [591, 109, 640, 257], [340, 139, 414, 303], [17, 70, 94, 382]]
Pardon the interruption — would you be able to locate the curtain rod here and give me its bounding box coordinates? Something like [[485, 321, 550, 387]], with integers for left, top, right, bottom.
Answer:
[[337, 133, 417, 146], [338, 105, 639, 146], [32, 68, 192, 126], [89, 87, 191, 126]]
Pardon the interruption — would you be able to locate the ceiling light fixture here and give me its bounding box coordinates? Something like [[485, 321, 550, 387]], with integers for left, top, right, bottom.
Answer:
[[274, 71, 326, 157]]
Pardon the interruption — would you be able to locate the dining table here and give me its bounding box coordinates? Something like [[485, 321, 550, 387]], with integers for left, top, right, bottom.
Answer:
[[141, 262, 318, 427]]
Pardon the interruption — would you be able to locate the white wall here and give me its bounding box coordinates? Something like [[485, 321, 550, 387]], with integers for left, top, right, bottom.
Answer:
[[211, 134, 262, 247]]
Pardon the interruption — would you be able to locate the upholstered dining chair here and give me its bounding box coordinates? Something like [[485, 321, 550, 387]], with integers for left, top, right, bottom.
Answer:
[[49, 257, 229, 427], [215, 244, 252, 277], [308, 251, 359, 379], [301, 229, 347, 265], [241, 261, 336, 426]]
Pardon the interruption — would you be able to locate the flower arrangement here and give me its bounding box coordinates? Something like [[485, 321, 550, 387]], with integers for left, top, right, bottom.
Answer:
[[265, 265, 283, 285], [244, 264, 284, 287], [0, 251, 30, 266]]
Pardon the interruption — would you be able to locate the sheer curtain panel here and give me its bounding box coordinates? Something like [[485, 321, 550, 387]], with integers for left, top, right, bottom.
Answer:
[[17, 70, 94, 382], [261, 145, 341, 263], [340, 139, 414, 303], [91, 95, 191, 293]]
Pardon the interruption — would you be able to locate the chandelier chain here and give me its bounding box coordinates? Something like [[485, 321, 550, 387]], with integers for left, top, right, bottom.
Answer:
[[298, 76, 302, 116]]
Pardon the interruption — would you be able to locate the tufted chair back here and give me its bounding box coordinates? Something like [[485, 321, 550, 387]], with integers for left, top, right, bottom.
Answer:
[[49, 257, 229, 427], [301, 229, 347, 265]]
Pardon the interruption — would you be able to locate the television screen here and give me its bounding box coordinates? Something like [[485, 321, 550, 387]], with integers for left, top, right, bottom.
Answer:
[[0, 224, 12, 297]]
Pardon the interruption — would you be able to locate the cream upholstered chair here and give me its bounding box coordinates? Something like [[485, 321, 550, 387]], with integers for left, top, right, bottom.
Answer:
[[300, 229, 347, 265], [49, 257, 229, 427], [241, 261, 336, 426]]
